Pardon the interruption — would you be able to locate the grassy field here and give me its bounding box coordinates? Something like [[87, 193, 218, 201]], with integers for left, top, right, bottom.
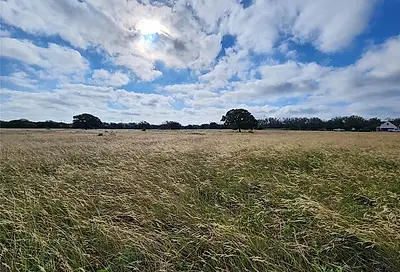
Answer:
[[0, 129, 399, 272]]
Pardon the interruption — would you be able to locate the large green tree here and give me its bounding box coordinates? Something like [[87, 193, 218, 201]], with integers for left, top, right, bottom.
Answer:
[[72, 113, 102, 129], [221, 109, 257, 132]]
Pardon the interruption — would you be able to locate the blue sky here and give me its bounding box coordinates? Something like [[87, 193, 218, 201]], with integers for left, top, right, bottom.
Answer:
[[1, 0, 399, 124]]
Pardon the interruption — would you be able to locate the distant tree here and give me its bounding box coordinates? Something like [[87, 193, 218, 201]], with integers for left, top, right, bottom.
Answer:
[[259, 117, 284, 129], [126, 122, 138, 129], [256, 119, 267, 130], [308, 117, 324, 130], [108, 123, 118, 129], [343, 115, 366, 130], [282, 117, 304, 130], [2, 114, 397, 131], [137, 121, 151, 130], [190, 124, 200, 129], [160, 121, 181, 130], [36, 120, 70, 129], [209, 122, 220, 129], [117, 123, 126, 129], [361, 118, 380, 131], [72, 113, 102, 129], [221, 109, 257, 132], [7, 119, 36, 128], [1, 119, 71, 129], [389, 118, 400, 127], [326, 117, 345, 130]]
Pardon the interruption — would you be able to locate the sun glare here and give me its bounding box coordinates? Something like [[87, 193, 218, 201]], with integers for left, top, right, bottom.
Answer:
[[137, 19, 167, 35]]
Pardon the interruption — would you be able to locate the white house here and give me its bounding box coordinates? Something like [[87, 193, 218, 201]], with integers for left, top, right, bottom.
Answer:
[[376, 121, 398, 131]]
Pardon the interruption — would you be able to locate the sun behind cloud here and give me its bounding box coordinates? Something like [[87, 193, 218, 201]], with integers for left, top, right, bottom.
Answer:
[[136, 19, 168, 35]]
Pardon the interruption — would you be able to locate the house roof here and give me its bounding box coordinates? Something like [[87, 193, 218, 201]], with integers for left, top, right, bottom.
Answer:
[[377, 121, 397, 129]]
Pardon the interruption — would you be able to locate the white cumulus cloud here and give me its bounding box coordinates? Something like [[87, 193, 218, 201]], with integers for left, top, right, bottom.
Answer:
[[1, 37, 88, 75], [90, 69, 130, 87]]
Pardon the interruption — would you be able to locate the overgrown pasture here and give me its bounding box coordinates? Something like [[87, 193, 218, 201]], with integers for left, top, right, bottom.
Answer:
[[1, 129, 399, 271]]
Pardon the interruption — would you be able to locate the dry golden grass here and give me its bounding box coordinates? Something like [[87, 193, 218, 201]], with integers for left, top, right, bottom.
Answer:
[[1, 129, 399, 271]]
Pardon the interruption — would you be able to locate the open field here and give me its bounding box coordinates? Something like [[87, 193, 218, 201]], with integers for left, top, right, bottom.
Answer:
[[1, 129, 399, 271]]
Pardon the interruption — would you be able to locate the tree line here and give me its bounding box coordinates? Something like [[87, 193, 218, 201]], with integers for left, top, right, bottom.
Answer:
[[1, 110, 399, 132]]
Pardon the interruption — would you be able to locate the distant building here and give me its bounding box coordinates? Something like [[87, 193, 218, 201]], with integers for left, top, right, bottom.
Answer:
[[376, 121, 398, 132], [333, 128, 345, 132]]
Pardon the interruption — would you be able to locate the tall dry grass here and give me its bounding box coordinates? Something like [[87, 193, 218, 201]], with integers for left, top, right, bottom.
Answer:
[[0, 129, 399, 271]]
